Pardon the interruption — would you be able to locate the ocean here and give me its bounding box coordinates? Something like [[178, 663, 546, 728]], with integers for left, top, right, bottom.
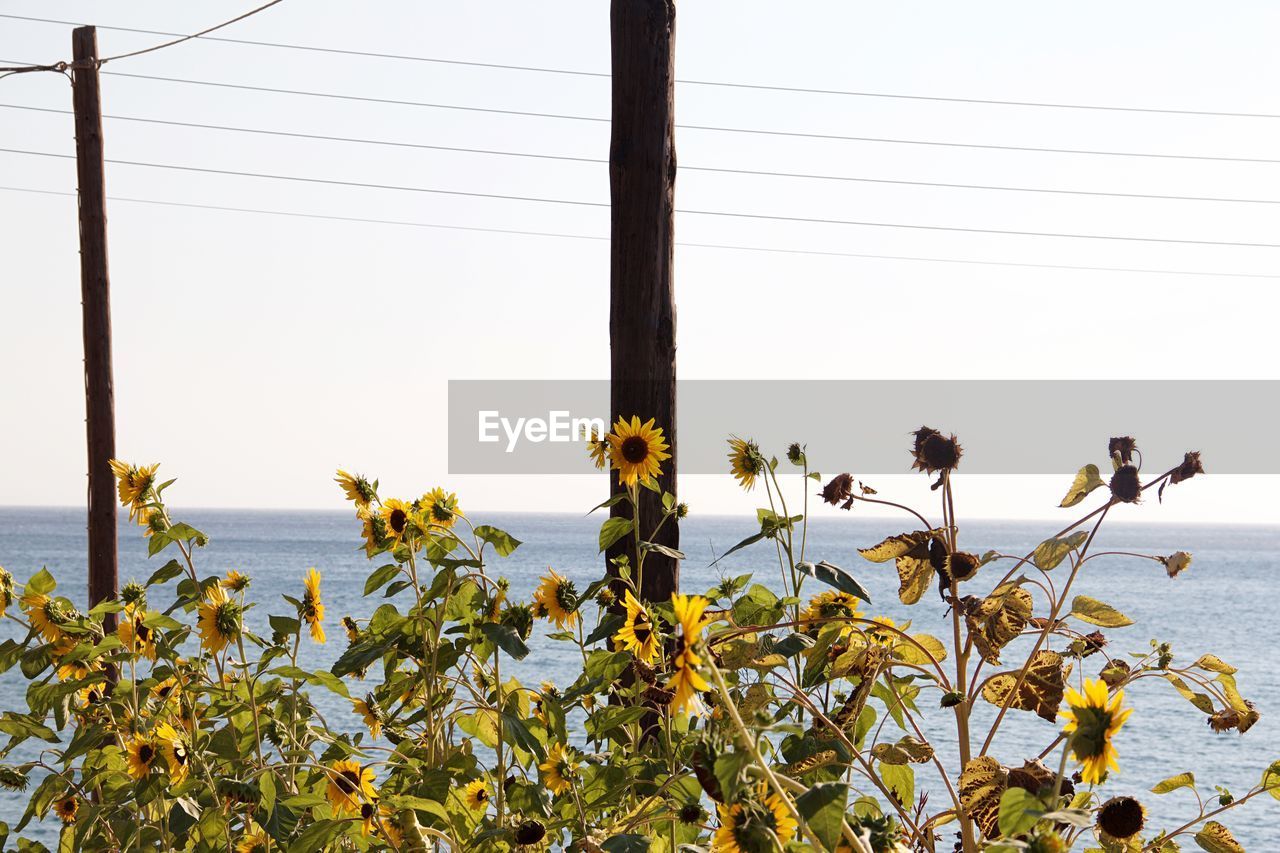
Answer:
[[0, 507, 1276, 848]]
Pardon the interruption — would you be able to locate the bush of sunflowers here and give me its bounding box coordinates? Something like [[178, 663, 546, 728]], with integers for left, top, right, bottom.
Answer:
[[0, 421, 1275, 852]]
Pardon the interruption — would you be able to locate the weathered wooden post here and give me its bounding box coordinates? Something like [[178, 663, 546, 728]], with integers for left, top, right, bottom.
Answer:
[[608, 0, 679, 602], [72, 26, 119, 629]]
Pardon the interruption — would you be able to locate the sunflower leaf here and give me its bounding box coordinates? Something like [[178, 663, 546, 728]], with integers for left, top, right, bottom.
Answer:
[[1069, 596, 1133, 628], [598, 517, 635, 553], [795, 782, 849, 851], [980, 650, 1066, 721], [1151, 772, 1196, 794], [1060, 464, 1106, 507], [967, 582, 1034, 665], [857, 530, 942, 563], [479, 623, 530, 661], [959, 756, 1007, 840], [1194, 821, 1245, 853], [474, 525, 522, 557], [583, 614, 625, 648], [894, 544, 934, 606], [997, 787, 1044, 839], [795, 561, 871, 604]]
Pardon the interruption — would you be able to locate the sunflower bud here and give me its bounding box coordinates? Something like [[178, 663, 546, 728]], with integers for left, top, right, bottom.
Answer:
[[594, 587, 617, 608], [674, 502, 689, 519], [677, 801, 705, 824], [1109, 465, 1142, 503], [502, 603, 534, 641], [1099, 659, 1130, 687], [939, 691, 965, 708], [119, 582, 146, 611], [912, 427, 963, 474], [819, 473, 855, 508], [786, 443, 804, 466], [1108, 436, 1138, 467]]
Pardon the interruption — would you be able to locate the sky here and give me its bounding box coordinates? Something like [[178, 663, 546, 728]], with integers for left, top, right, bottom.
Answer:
[[1, 1, 1278, 522]]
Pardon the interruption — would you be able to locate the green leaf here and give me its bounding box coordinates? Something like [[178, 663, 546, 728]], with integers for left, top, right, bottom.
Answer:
[[142, 612, 184, 631], [146, 559, 185, 587], [1261, 761, 1280, 802], [583, 614, 625, 648], [363, 563, 400, 596], [1152, 772, 1197, 795], [1164, 674, 1214, 715], [1194, 821, 1245, 853], [475, 525, 522, 557], [638, 541, 685, 560], [998, 787, 1043, 838], [795, 782, 848, 850], [1069, 595, 1133, 627], [1033, 531, 1088, 571], [268, 614, 301, 635], [879, 763, 913, 808], [24, 568, 55, 597], [1060, 464, 1105, 508], [598, 517, 634, 552], [479, 623, 530, 661], [711, 530, 768, 566], [795, 561, 871, 603], [601, 835, 651, 853]]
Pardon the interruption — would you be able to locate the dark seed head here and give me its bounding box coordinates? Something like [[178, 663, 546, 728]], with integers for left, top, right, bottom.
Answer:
[[513, 819, 547, 846], [948, 552, 981, 583], [1097, 796, 1145, 839], [913, 427, 963, 474], [820, 473, 854, 507], [621, 436, 649, 464], [1109, 465, 1142, 503], [678, 802, 705, 824], [1170, 450, 1204, 485], [1108, 436, 1138, 466]]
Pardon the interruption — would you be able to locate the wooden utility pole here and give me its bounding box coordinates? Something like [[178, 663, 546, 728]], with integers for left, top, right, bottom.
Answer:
[[72, 26, 118, 629], [608, 0, 679, 602]]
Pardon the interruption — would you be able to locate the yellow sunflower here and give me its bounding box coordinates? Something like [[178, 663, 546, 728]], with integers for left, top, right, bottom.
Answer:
[[1061, 677, 1132, 785], [353, 694, 383, 738], [539, 742, 579, 796], [606, 416, 670, 487], [119, 610, 158, 661], [799, 590, 863, 638], [712, 786, 798, 852], [614, 591, 660, 664], [667, 593, 714, 715], [0, 566, 12, 618], [53, 795, 79, 824], [301, 568, 326, 644], [108, 459, 159, 521], [334, 469, 375, 509], [357, 507, 390, 557], [326, 760, 377, 815], [151, 676, 180, 704], [22, 592, 69, 643], [462, 779, 491, 811], [582, 425, 609, 471], [726, 436, 764, 491], [126, 735, 159, 779], [197, 584, 242, 655], [380, 498, 414, 547], [155, 722, 191, 783], [419, 487, 462, 531], [532, 570, 579, 630], [236, 826, 271, 853], [222, 570, 251, 592]]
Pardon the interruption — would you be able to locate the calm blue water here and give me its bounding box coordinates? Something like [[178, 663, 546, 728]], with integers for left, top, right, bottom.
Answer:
[[0, 507, 1276, 847]]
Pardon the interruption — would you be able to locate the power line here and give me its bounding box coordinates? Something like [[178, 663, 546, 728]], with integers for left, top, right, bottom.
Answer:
[[4, 13, 1279, 119], [98, 0, 287, 64], [5, 103, 1279, 204], [5, 184, 1277, 280], [6, 147, 1280, 249], [48, 71, 1280, 165]]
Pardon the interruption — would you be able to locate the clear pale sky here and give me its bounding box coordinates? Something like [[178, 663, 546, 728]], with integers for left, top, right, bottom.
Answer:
[[1, 1, 1277, 522]]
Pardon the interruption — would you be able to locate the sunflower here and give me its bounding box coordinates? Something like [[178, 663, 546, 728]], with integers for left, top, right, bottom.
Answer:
[[222, 570, 251, 592], [301, 568, 326, 643], [380, 498, 414, 547], [1096, 795, 1146, 841], [799, 590, 862, 637], [236, 826, 271, 853], [0, 566, 14, 618], [53, 795, 79, 824], [126, 735, 159, 779], [22, 592, 69, 642], [864, 615, 901, 648], [108, 459, 159, 521], [614, 591, 660, 664], [726, 436, 764, 491], [667, 593, 714, 715], [532, 570, 579, 629], [582, 425, 609, 471], [197, 584, 242, 655], [343, 616, 361, 643], [155, 722, 191, 783], [353, 694, 383, 738], [119, 610, 157, 661], [151, 676, 180, 703], [1061, 678, 1132, 785], [512, 818, 550, 850], [326, 760, 377, 815], [419, 487, 462, 531], [335, 469, 375, 509], [712, 786, 798, 852], [606, 416, 670, 487], [462, 779, 491, 811], [360, 801, 399, 838], [357, 507, 390, 557], [539, 742, 579, 796]]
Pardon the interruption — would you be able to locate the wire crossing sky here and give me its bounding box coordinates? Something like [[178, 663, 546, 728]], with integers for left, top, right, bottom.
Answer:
[[1, 0, 1278, 521]]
